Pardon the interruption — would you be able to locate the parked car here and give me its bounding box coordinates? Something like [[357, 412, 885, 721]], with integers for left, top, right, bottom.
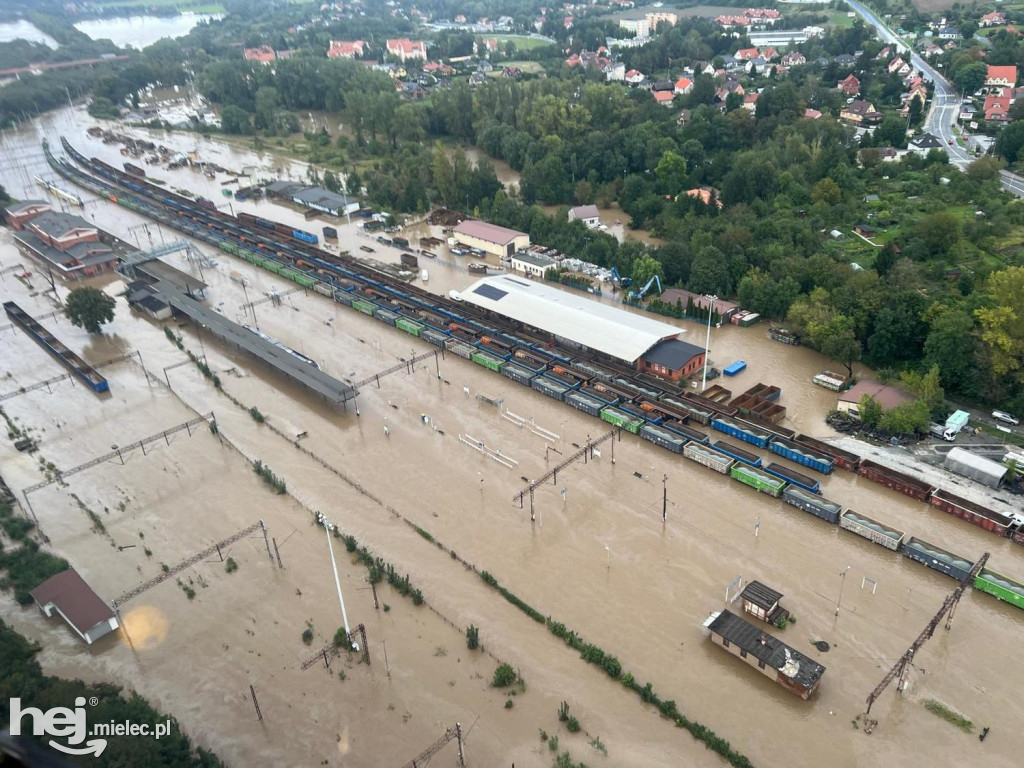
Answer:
[[992, 410, 1020, 426]]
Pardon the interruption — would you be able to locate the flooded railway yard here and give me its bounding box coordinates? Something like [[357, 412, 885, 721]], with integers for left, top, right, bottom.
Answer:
[[1, 109, 1024, 768]]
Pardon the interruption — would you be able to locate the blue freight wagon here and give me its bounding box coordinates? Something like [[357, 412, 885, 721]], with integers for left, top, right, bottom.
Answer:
[[764, 462, 821, 494], [502, 363, 537, 386], [640, 424, 686, 453], [711, 440, 762, 468], [565, 392, 604, 418], [782, 486, 842, 524], [292, 229, 318, 244], [711, 417, 772, 449], [901, 537, 976, 582], [532, 376, 569, 401], [661, 420, 709, 444], [769, 437, 835, 475]]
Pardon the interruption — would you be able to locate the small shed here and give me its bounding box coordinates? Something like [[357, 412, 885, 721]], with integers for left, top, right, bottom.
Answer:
[[30, 569, 119, 645], [739, 580, 788, 626], [944, 447, 1008, 489], [854, 223, 876, 237]]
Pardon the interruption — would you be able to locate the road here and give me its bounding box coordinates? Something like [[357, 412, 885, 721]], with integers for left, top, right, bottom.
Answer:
[[844, 0, 1024, 196]]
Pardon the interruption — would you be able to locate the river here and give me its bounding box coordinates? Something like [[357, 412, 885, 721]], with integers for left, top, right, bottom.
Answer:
[[1, 106, 1022, 768], [0, 20, 59, 48], [73, 13, 222, 49]]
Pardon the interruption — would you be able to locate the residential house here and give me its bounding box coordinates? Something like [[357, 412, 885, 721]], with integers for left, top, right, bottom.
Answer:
[[803, 108, 822, 119], [924, 44, 943, 57], [888, 57, 910, 76], [908, 133, 944, 154], [834, 53, 857, 67], [875, 46, 891, 60], [743, 92, 760, 111], [682, 187, 723, 208], [674, 77, 693, 95], [739, 581, 789, 626], [984, 92, 1012, 123], [838, 73, 860, 95], [781, 51, 806, 66], [568, 204, 601, 227], [986, 65, 1018, 88], [901, 85, 928, 115], [605, 61, 626, 81], [677, 108, 692, 125], [745, 57, 768, 74], [653, 89, 675, 105], [981, 12, 1006, 28], [760, 47, 778, 61], [502, 67, 522, 79], [734, 47, 760, 61], [624, 69, 646, 85], [244, 46, 278, 64], [328, 40, 366, 59], [840, 99, 882, 125], [469, 71, 489, 86], [30, 569, 119, 645], [937, 26, 961, 40], [386, 38, 428, 62]]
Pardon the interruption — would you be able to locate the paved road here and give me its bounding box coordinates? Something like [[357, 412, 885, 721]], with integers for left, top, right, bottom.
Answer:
[[844, 0, 1024, 196]]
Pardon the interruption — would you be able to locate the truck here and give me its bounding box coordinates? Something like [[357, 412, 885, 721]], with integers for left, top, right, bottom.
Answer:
[[942, 410, 970, 441]]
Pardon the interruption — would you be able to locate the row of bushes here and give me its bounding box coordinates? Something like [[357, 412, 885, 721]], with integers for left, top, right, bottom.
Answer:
[[481, 570, 545, 624], [187, 351, 222, 389], [481, 571, 753, 768], [340, 531, 423, 605], [253, 460, 287, 494]]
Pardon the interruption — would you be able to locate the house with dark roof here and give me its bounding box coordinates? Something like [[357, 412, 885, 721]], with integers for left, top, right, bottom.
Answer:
[[840, 99, 882, 125], [908, 132, 944, 154], [703, 609, 825, 699], [638, 338, 705, 382], [30, 569, 119, 645], [739, 580, 789, 626]]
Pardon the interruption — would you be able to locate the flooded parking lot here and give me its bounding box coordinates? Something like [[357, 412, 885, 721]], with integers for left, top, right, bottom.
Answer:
[[1, 111, 1023, 768]]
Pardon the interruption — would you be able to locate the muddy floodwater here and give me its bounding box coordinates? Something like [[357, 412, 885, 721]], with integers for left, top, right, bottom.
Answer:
[[1, 110, 1023, 768]]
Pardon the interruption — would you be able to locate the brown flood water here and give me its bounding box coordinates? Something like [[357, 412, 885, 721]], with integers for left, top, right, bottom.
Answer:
[[1, 111, 1023, 768]]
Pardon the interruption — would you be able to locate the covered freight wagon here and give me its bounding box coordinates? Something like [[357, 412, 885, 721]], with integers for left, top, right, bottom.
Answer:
[[769, 437, 835, 475], [502, 363, 537, 386], [782, 487, 842, 524], [974, 568, 1024, 611], [600, 406, 644, 434], [684, 443, 734, 474], [640, 424, 686, 453], [840, 510, 905, 551], [901, 537, 976, 582], [730, 464, 786, 497], [662, 420, 709, 444]]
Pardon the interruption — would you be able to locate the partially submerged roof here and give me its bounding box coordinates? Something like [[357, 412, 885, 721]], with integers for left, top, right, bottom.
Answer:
[[30, 569, 115, 634], [839, 379, 910, 410], [641, 338, 704, 369], [4, 199, 50, 215], [739, 580, 783, 611], [454, 220, 527, 246], [707, 610, 825, 689], [461, 274, 682, 362]]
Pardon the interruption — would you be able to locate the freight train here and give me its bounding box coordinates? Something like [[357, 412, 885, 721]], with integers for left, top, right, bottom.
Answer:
[[46, 137, 1024, 614]]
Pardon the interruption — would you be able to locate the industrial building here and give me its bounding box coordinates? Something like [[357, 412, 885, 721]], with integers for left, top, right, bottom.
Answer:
[[510, 251, 556, 277], [30, 569, 119, 645], [452, 220, 530, 259], [460, 275, 703, 380], [265, 181, 359, 216], [703, 609, 825, 699]]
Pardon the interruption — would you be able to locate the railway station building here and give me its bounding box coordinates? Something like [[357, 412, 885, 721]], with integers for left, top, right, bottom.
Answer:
[[460, 274, 703, 380], [452, 220, 530, 259], [5, 205, 117, 281]]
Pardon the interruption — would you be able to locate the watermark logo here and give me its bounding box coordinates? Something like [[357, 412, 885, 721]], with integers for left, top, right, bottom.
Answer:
[[9, 697, 171, 757]]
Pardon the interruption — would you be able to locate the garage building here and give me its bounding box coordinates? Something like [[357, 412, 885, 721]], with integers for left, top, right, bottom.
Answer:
[[453, 220, 530, 259]]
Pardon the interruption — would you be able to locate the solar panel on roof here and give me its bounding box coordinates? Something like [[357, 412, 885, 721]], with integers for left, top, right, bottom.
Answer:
[[473, 284, 508, 300]]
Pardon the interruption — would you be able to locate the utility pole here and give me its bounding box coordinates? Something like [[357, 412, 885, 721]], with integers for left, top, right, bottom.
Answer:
[[662, 473, 667, 522], [317, 513, 353, 642]]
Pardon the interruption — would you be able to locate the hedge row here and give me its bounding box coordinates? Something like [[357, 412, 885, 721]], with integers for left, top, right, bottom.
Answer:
[[482, 572, 753, 768]]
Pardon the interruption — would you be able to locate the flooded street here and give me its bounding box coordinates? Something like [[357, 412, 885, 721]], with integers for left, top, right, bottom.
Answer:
[[1, 109, 1023, 768]]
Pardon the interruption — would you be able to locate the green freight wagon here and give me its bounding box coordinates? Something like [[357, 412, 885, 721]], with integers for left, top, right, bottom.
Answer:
[[471, 351, 503, 372], [396, 318, 425, 337], [600, 406, 644, 434], [974, 568, 1024, 611], [729, 464, 786, 497], [352, 299, 377, 316]]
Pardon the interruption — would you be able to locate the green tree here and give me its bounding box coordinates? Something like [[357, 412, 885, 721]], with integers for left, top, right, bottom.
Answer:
[[975, 266, 1024, 380], [875, 115, 908, 148], [655, 150, 688, 195], [879, 400, 930, 434], [811, 178, 841, 206], [630, 254, 664, 293], [954, 62, 987, 97], [858, 394, 883, 427], [899, 364, 945, 419], [64, 287, 115, 334], [220, 104, 251, 135], [688, 246, 730, 296], [254, 86, 281, 131], [0, 183, 9, 204], [323, 170, 341, 193], [995, 121, 1024, 163], [965, 156, 1004, 182], [923, 308, 976, 394], [87, 96, 120, 119], [817, 316, 862, 379]]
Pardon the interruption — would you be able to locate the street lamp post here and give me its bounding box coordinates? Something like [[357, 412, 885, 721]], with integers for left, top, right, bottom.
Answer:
[[701, 295, 718, 392], [835, 565, 852, 616], [317, 513, 353, 642]]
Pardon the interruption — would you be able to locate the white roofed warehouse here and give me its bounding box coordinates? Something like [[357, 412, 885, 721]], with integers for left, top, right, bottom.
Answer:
[[453, 220, 530, 259], [460, 275, 703, 381]]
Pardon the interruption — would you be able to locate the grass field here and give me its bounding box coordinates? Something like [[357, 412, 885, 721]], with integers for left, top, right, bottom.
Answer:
[[827, 11, 857, 28], [485, 60, 545, 76], [485, 35, 555, 50]]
